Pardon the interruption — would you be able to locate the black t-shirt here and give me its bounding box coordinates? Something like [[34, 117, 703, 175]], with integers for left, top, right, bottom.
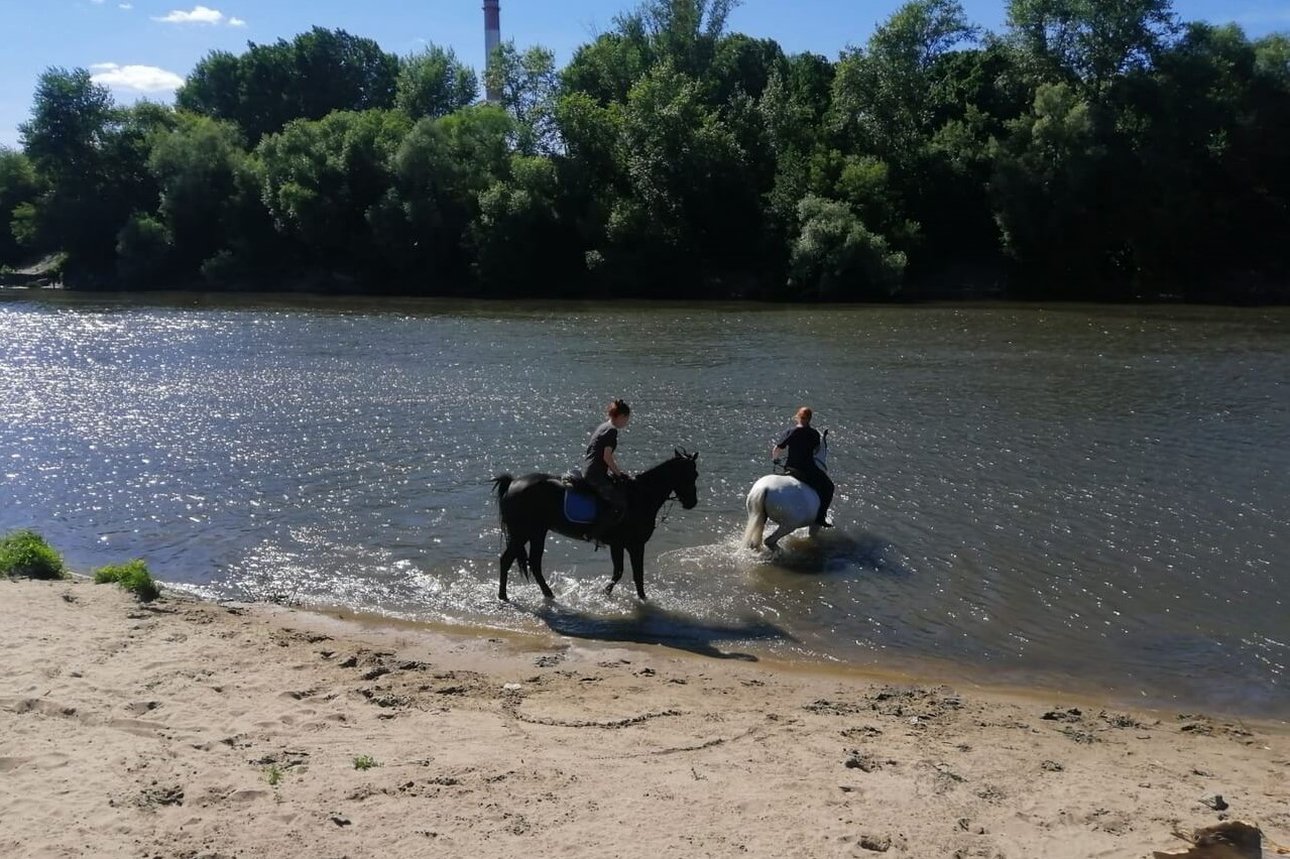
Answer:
[[584, 421, 619, 475], [775, 425, 821, 470]]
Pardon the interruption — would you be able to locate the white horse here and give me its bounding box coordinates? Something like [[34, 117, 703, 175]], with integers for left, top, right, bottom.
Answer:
[[742, 430, 829, 551]]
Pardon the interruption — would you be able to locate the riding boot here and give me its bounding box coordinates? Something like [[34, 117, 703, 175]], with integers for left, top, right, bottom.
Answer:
[[590, 501, 626, 546]]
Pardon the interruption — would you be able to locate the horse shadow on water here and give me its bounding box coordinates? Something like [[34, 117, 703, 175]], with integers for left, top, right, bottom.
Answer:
[[529, 601, 791, 662], [748, 529, 914, 578]]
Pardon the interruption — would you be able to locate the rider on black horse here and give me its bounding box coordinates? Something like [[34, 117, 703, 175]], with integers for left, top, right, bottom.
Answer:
[[772, 406, 834, 528], [583, 398, 632, 540]]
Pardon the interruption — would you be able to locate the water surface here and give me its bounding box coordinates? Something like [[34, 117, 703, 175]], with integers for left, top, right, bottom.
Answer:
[[2, 291, 1286, 715]]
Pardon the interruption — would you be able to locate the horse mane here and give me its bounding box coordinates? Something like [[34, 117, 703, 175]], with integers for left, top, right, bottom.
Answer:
[[635, 450, 695, 482]]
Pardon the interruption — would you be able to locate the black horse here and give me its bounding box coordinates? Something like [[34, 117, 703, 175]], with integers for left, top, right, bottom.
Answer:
[[491, 450, 699, 601]]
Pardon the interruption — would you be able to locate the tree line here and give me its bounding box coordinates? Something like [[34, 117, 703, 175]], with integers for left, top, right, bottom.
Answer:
[[1, 0, 1288, 301]]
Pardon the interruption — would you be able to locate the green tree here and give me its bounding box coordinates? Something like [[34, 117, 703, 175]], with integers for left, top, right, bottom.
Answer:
[[258, 109, 411, 271], [0, 149, 41, 265], [173, 51, 242, 122], [1006, 0, 1177, 96], [562, 31, 653, 105], [371, 105, 514, 288], [832, 0, 979, 159], [989, 82, 1116, 292], [708, 34, 786, 103], [396, 45, 477, 120], [633, 0, 740, 79], [147, 115, 249, 274], [471, 155, 580, 292], [485, 43, 561, 155], [789, 195, 907, 299], [177, 28, 400, 143], [18, 69, 167, 279], [606, 62, 761, 293], [116, 213, 174, 288]]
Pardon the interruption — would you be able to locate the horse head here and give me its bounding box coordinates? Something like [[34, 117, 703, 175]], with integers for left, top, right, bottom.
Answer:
[[671, 448, 700, 509]]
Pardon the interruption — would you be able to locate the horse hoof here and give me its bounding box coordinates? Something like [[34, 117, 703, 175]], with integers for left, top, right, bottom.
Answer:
[[603, 584, 615, 596]]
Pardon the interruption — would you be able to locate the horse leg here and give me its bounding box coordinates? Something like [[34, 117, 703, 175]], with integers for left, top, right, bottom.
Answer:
[[604, 544, 626, 595], [763, 522, 794, 552], [498, 538, 525, 601], [528, 535, 555, 601], [628, 544, 647, 601]]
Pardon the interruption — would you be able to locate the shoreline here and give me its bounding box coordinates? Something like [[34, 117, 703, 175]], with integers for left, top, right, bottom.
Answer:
[[203, 585, 1290, 725], [3, 577, 1288, 858]]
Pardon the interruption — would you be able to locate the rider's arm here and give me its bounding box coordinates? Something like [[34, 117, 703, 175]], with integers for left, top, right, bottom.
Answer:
[[603, 447, 625, 477], [771, 443, 786, 460]]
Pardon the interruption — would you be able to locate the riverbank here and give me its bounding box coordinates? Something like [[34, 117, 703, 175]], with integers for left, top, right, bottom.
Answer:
[[2, 579, 1287, 858]]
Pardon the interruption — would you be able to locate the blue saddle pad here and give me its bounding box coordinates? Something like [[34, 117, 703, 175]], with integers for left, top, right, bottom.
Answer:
[[564, 490, 598, 525]]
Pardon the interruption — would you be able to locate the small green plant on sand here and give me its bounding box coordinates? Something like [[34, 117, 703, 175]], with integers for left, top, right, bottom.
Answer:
[[0, 529, 66, 580], [353, 755, 380, 771], [265, 765, 283, 787], [93, 559, 161, 602]]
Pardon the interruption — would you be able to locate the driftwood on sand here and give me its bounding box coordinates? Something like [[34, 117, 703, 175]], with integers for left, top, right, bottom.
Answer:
[[1152, 821, 1269, 859]]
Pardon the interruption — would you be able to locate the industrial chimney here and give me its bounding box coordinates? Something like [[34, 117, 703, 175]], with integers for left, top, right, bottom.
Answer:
[[484, 0, 502, 103]]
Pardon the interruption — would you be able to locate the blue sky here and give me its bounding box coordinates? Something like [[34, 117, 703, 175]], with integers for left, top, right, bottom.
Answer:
[[2, 0, 1289, 149]]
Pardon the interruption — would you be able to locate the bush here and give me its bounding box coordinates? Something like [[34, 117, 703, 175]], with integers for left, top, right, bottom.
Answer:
[[0, 529, 66, 579], [93, 559, 161, 602]]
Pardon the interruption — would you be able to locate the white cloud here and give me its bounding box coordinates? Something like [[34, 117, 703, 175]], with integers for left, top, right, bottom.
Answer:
[[119, 3, 134, 9], [229, 16, 246, 27], [154, 6, 225, 25], [89, 63, 185, 92]]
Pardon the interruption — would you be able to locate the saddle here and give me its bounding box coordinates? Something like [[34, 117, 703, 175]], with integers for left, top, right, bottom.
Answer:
[[560, 472, 599, 525]]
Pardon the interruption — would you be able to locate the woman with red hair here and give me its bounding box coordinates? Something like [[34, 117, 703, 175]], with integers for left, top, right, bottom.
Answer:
[[771, 406, 834, 528]]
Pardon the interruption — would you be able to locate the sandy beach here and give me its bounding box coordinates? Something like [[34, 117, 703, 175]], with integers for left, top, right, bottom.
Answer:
[[1, 578, 1287, 859]]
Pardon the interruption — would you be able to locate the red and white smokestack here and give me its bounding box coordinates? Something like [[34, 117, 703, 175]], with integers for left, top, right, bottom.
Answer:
[[484, 0, 502, 103]]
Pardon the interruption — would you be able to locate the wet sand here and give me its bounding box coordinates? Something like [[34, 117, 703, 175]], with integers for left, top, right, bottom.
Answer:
[[2, 578, 1288, 858]]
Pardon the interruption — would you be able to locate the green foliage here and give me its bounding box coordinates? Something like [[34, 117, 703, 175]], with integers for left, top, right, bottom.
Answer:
[[116, 214, 174, 287], [562, 33, 653, 104], [352, 755, 380, 771], [92, 559, 161, 602], [7, 4, 1290, 301], [789, 195, 907, 299], [147, 115, 247, 273], [472, 155, 578, 291], [177, 28, 399, 143], [486, 44, 561, 155], [1006, 0, 1177, 95], [0, 148, 41, 265], [258, 109, 411, 268], [0, 530, 66, 580], [265, 765, 283, 787], [396, 46, 477, 120]]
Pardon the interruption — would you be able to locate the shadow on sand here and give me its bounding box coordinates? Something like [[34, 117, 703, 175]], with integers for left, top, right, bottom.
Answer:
[[533, 601, 792, 661]]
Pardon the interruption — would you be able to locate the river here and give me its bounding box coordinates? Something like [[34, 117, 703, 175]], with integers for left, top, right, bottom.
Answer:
[[2, 290, 1287, 716]]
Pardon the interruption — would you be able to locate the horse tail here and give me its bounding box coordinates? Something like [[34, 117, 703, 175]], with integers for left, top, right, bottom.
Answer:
[[491, 474, 531, 582], [492, 474, 515, 543], [743, 481, 769, 549]]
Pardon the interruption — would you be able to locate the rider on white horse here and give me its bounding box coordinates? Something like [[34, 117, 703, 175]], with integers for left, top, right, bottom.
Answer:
[[772, 407, 834, 528], [743, 407, 835, 551]]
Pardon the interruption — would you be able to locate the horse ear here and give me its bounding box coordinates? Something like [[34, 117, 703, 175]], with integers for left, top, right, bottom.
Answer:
[[688, 451, 698, 461], [674, 447, 683, 458]]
